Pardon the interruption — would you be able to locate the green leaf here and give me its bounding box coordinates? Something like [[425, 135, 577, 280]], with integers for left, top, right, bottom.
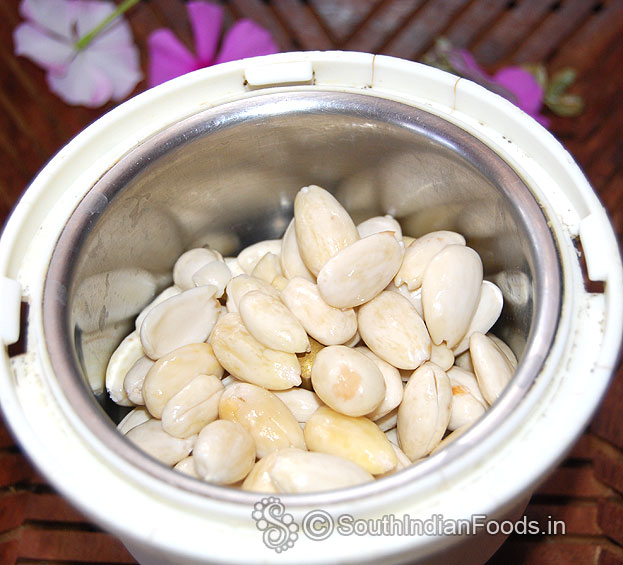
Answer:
[[546, 93, 584, 117], [522, 63, 548, 90], [546, 68, 577, 98]]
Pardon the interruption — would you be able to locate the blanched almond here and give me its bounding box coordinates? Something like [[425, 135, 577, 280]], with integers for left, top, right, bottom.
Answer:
[[265, 448, 373, 493], [238, 290, 309, 353], [304, 406, 397, 474], [117, 406, 151, 435], [192, 260, 232, 298], [237, 239, 282, 274], [311, 345, 386, 417], [123, 355, 154, 405], [356, 346, 403, 420], [273, 388, 324, 423], [397, 362, 452, 461], [225, 274, 280, 313], [125, 419, 195, 466], [487, 333, 518, 369], [135, 286, 181, 333], [453, 281, 503, 355], [173, 248, 222, 290], [447, 367, 486, 431], [106, 330, 143, 407], [317, 232, 404, 308], [140, 286, 220, 359], [294, 185, 358, 276], [142, 343, 224, 418], [280, 219, 314, 282], [211, 313, 301, 390], [358, 291, 431, 370], [430, 343, 454, 371], [161, 374, 224, 438], [395, 230, 466, 290], [421, 245, 483, 348], [219, 382, 306, 457], [386, 282, 423, 317], [193, 420, 256, 484], [469, 332, 514, 405], [357, 215, 402, 240], [251, 252, 282, 283], [173, 456, 200, 478], [281, 277, 357, 346]]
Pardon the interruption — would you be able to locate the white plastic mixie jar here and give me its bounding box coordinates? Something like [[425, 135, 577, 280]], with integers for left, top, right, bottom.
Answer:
[[0, 52, 621, 564]]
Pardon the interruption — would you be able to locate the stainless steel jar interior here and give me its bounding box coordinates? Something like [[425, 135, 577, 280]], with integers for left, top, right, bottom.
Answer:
[[43, 91, 561, 505]]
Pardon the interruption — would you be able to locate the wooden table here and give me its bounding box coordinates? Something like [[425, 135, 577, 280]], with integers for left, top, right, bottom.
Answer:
[[1, 1, 622, 563]]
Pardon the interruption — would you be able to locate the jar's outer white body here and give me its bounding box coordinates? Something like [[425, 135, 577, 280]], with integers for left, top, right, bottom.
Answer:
[[0, 52, 621, 564]]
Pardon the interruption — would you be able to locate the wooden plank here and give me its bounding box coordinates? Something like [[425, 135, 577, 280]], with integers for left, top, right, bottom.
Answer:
[[471, 0, 555, 66], [271, 0, 334, 50], [25, 493, 89, 525], [0, 421, 15, 449], [229, 0, 295, 50], [535, 466, 615, 499], [590, 365, 623, 450], [0, 453, 35, 487], [344, 0, 423, 53], [599, 500, 623, 546], [17, 528, 135, 563], [525, 502, 602, 537], [309, 0, 381, 44], [445, 0, 511, 48], [0, 492, 27, 534], [491, 541, 620, 564], [549, 0, 623, 74], [511, 0, 596, 63], [149, 0, 194, 53], [383, 0, 472, 60]]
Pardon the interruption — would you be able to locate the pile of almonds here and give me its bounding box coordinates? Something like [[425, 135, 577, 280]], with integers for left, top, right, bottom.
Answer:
[[107, 185, 517, 493]]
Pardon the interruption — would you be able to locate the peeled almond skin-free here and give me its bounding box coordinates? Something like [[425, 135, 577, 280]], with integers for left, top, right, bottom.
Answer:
[[173, 248, 222, 290], [394, 230, 466, 290], [142, 342, 224, 418], [356, 215, 402, 240], [238, 290, 309, 353], [210, 313, 302, 390], [304, 406, 398, 475], [106, 330, 143, 407], [453, 280, 504, 355], [281, 277, 357, 346], [225, 274, 280, 313], [397, 362, 452, 461], [358, 291, 431, 370], [469, 332, 514, 405], [355, 346, 404, 421], [125, 419, 195, 466], [311, 345, 386, 417], [135, 285, 181, 333], [421, 245, 483, 348], [237, 239, 282, 274], [123, 355, 155, 405], [161, 374, 224, 438], [192, 260, 232, 298], [317, 232, 404, 308], [273, 388, 324, 423], [219, 382, 306, 458], [294, 185, 359, 276], [447, 367, 486, 431], [280, 219, 315, 282], [262, 448, 373, 494], [251, 252, 282, 284], [140, 285, 220, 359], [193, 420, 256, 485]]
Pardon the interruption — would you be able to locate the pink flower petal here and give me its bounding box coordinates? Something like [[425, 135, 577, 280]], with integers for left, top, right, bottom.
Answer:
[[214, 19, 278, 65], [13, 22, 74, 72], [492, 67, 544, 116], [87, 43, 142, 101], [47, 50, 114, 107], [187, 1, 223, 66], [20, 0, 76, 39], [147, 28, 198, 87], [74, 0, 116, 39]]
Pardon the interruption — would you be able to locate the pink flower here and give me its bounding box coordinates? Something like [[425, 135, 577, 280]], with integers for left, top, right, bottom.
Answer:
[[148, 1, 279, 88], [13, 0, 142, 108], [439, 42, 549, 126]]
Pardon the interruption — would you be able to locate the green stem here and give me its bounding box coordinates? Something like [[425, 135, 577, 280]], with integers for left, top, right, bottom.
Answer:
[[75, 0, 140, 50]]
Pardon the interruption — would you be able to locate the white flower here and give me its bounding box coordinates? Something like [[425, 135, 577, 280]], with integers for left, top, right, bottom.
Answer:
[[13, 0, 142, 108]]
